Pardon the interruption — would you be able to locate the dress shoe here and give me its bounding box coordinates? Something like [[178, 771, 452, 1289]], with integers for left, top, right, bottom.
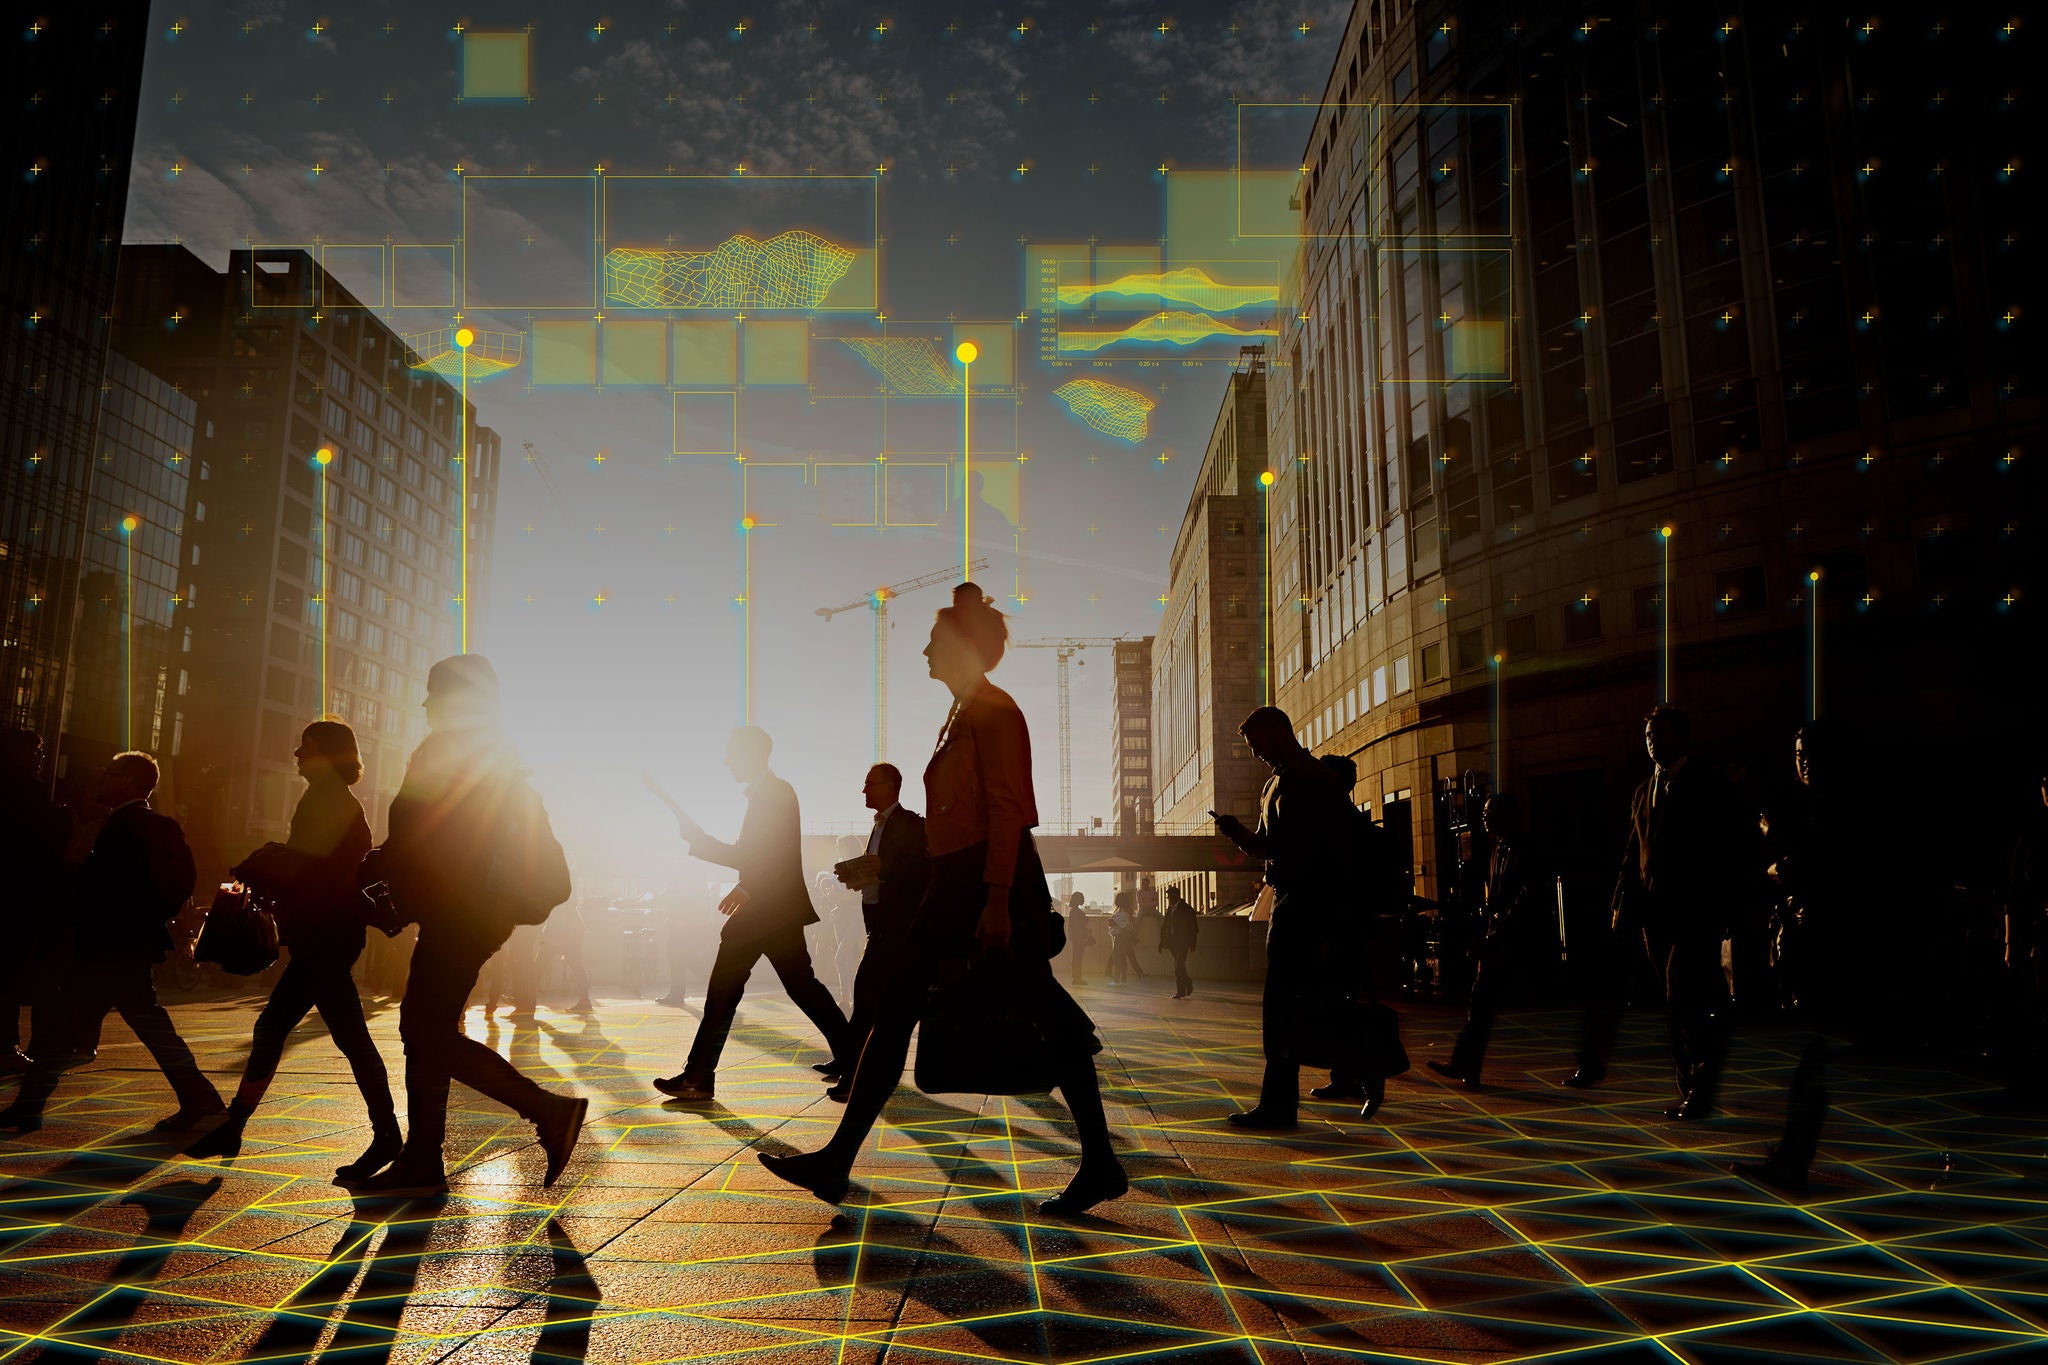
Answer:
[[1563, 1063, 1607, 1089], [335, 1120, 404, 1183], [184, 1117, 247, 1160], [0, 1105, 41, 1135], [153, 1099, 227, 1133], [1426, 1060, 1476, 1086], [537, 1095, 588, 1187], [653, 1074, 715, 1102], [341, 1161, 449, 1199], [757, 1150, 851, 1205], [1225, 1108, 1298, 1130], [825, 1080, 850, 1103], [812, 1061, 844, 1077], [1309, 1083, 1365, 1102], [1040, 1159, 1128, 1216]]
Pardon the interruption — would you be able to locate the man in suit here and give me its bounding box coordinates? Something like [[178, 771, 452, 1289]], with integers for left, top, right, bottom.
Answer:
[[1158, 887, 1200, 998], [1, 751, 223, 1136], [656, 727, 852, 1102], [1611, 705, 1744, 1121], [0, 731, 67, 1072], [345, 655, 587, 1198], [826, 763, 928, 1101], [1428, 793, 1554, 1089], [1213, 706, 1357, 1129]]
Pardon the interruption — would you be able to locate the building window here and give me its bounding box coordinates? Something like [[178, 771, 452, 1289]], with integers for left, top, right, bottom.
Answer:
[[1455, 628, 1487, 673], [1224, 596, 1246, 617], [1392, 655, 1412, 694], [1504, 614, 1538, 659], [1420, 642, 1443, 683], [1372, 666, 1388, 706], [1631, 584, 1664, 633], [1563, 595, 1603, 644]]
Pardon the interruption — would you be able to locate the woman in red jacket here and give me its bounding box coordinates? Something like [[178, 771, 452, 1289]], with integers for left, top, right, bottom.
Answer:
[[761, 584, 1126, 1215]]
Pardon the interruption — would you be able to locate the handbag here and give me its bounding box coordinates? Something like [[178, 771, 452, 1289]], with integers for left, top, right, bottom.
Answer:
[[194, 881, 281, 976], [913, 955, 1061, 1096]]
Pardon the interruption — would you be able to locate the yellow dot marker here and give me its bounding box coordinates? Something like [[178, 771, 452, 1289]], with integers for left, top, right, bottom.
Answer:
[[954, 340, 978, 365], [740, 516, 756, 530], [1659, 524, 1674, 538], [1809, 569, 1821, 582], [120, 514, 139, 532], [455, 327, 475, 349], [315, 446, 333, 465], [1258, 470, 1276, 487]]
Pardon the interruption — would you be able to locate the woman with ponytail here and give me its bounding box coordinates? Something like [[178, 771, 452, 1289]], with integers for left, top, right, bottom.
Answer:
[[760, 584, 1127, 1215]]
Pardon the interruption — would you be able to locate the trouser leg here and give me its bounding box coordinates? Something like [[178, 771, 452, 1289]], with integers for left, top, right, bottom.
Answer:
[[1668, 933, 1729, 1107], [1172, 950, 1192, 995], [6, 977, 110, 1117], [110, 961, 220, 1110], [1257, 955, 1299, 1115], [820, 978, 923, 1169], [1455, 952, 1502, 1077], [398, 927, 505, 1166], [680, 937, 763, 1081], [1770, 1032, 1829, 1178], [845, 926, 903, 1059], [236, 961, 319, 1110], [308, 962, 396, 1121], [766, 930, 851, 1061]]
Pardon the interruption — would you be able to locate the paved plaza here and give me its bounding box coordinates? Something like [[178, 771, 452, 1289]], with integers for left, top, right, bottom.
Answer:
[[2, 975, 2045, 1364]]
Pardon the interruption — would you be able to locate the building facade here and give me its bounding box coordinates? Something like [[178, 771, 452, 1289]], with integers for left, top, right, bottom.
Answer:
[[1107, 636, 1155, 902], [112, 247, 502, 881], [1152, 350, 1270, 914], [0, 4, 154, 778], [1267, 1, 2039, 899], [59, 352, 195, 794]]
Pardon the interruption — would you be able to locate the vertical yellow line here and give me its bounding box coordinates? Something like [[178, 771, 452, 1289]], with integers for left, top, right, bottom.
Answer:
[[955, 341, 978, 579], [459, 340, 470, 654], [315, 447, 331, 713], [121, 524, 133, 749], [1259, 472, 1275, 705], [743, 525, 754, 725]]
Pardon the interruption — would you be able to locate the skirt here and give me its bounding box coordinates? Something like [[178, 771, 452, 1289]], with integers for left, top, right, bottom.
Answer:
[[906, 835, 1101, 1089]]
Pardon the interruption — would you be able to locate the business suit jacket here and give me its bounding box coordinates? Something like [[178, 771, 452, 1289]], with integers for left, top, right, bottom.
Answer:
[[868, 805, 929, 937], [76, 801, 197, 964], [691, 772, 817, 942], [1612, 758, 1742, 938]]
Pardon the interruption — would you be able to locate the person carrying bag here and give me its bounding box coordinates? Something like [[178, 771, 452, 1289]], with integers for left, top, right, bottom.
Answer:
[[760, 584, 1127, 1217]]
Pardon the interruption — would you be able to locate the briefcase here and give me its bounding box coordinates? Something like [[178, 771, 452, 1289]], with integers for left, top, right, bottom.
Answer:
[[1290, 991, 1410, 1080], [913, 955, 1060, 1096], [194, 881, 280, 976]]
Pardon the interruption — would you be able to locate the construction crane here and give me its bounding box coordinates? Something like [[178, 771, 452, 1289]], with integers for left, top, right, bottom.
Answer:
[[520, 441, 572, 514], [1014, 637, 1127, 852], [818, 558, 987, 760]]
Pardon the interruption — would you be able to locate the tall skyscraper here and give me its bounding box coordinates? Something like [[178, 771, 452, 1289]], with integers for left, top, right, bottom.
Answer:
[[1107, 635, 1155, 903], [1152, 349, 1270, 914], [0, 4, 154, 776], [112, 247, 502, 879], [1265, 3, 2038, 896]]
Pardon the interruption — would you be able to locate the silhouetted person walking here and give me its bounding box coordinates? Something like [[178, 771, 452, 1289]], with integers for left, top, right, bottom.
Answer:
[[343, 655, 586, 1197], [0, 730, 67, 1073], [1612, 705, 1742, 1121], [760, 584, 1125, 1215], [1, 752, 222, 1136], [188, 721, 398, 1175], [1214, 707, 1355, 1129], [1159, 887, 1199, 998], [1428, 794, 1554, 1089], [827, 763, 927, 1101], [1064, 891, 1093, 985], [1308, 752, 1406, 1119], [650, 728, 851, 1101]]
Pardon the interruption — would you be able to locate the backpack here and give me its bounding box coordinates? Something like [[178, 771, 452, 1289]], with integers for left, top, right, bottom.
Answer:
[[485, 776, 572, 926]]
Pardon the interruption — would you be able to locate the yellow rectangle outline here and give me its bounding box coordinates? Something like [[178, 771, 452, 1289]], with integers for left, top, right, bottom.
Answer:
[[814, 460, 881, 527], [672, 389, 738, 455], [316, 245, 386, 309], [391, 244, 459, 309], [460, 174, 602, 311], [881, 460, 949, 527], [245, 245, 320, 309], [1368, 244, 1516, 386]]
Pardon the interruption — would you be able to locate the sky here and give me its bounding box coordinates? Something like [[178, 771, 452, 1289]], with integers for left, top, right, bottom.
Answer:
[[124, 0, 1347, 881]]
